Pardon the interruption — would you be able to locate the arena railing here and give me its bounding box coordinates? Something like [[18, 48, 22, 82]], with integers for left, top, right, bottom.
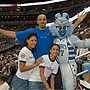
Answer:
[[76, 51, 90, 77]]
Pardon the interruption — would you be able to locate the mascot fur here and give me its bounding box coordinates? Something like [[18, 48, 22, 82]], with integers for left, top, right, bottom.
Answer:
[[49, 13, 90, 90]]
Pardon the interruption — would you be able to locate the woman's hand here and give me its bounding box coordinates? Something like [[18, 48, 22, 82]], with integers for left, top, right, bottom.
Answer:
[[36, 57, 44, 66]]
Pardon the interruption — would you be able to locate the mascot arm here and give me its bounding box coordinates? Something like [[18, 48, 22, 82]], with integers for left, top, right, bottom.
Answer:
[[85, 41, 90, 48], [69, 35, 90, 49]]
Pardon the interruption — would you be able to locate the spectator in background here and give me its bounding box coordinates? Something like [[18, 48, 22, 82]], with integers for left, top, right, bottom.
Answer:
[[0, 61, 7, 74], [4, 60, 17, 86], [12, 52, 18, 59], [75, 35, 90, 79], [5, 59, 10, 67], [81, 32, 90, 79], [80, 67, 90, 89], [0, 74, 9, 90]]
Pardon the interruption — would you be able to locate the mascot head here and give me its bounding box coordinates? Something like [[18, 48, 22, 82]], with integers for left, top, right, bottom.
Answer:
[[49, 13, 73, 39]]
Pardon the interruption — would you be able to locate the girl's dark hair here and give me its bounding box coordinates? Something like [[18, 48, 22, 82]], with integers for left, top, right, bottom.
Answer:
[[21, 32, 38, 53], [50, 44, 60, 51]]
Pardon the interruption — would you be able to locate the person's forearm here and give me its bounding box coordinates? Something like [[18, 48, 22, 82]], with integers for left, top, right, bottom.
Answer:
[[8, 68, 11, 75], [50, 77, 55, 89], [20, 63, 38, 72], [20, 57, 43, 72], [1, 67, 6, 73], [84, 73, 90, 82], [0, 29, 16, 38], [40, 74, 50, 89], [51, 80, 54, 89]]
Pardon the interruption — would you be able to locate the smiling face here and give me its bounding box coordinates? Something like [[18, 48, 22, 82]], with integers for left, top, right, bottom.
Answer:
[[37, 14, 47, 30], [50, 45, 60, 58], [27, 36, 37, 49]]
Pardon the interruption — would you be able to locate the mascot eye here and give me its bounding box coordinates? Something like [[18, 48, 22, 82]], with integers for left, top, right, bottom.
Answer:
[[56, 26, 62, 31], [63, 26, 69, 30]]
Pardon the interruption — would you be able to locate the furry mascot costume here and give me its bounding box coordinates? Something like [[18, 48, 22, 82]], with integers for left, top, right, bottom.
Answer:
[[49, 13, 90, 90]]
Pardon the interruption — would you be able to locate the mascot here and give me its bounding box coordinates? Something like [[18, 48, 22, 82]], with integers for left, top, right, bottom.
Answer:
[[49, 13, 90, 90]]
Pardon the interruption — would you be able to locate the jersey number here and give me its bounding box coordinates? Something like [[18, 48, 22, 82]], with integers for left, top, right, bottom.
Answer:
[[60, 50, 64, 56]]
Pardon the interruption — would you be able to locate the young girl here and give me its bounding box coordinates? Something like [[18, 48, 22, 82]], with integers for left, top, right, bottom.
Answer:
[[39, 44, 60, 90], [13, 32, 43, 90]]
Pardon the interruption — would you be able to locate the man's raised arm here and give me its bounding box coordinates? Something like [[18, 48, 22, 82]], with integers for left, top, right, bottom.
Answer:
[[0, 29, 16, 38]]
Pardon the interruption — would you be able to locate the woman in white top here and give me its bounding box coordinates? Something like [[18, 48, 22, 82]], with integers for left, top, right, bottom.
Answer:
[[39, 44, 60, 90], [13, 32, 43, 90]]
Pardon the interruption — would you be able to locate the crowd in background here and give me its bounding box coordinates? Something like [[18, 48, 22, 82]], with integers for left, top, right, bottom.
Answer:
[[0, 47, 20, 89]]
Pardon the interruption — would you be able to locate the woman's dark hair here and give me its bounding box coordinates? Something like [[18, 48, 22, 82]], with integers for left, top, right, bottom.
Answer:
[[50, 44, 60, 51], [21, 32, 38, 53]]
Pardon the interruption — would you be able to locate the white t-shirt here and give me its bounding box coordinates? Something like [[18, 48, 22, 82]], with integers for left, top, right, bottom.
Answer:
[[16, 46, 35, 80], [0, 82, 9, 90], [29, 54, 59, 82], [29, 66, 42, 82], [39, 54, 59, 80]]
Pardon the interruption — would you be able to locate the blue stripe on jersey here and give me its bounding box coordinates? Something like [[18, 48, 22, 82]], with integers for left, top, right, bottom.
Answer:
[[69, 52, 75, 54], [69, 56, 75, 60], [67, 42, 70, 45], [67, 39, 75, 61], [68, 47, 74, 50]]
